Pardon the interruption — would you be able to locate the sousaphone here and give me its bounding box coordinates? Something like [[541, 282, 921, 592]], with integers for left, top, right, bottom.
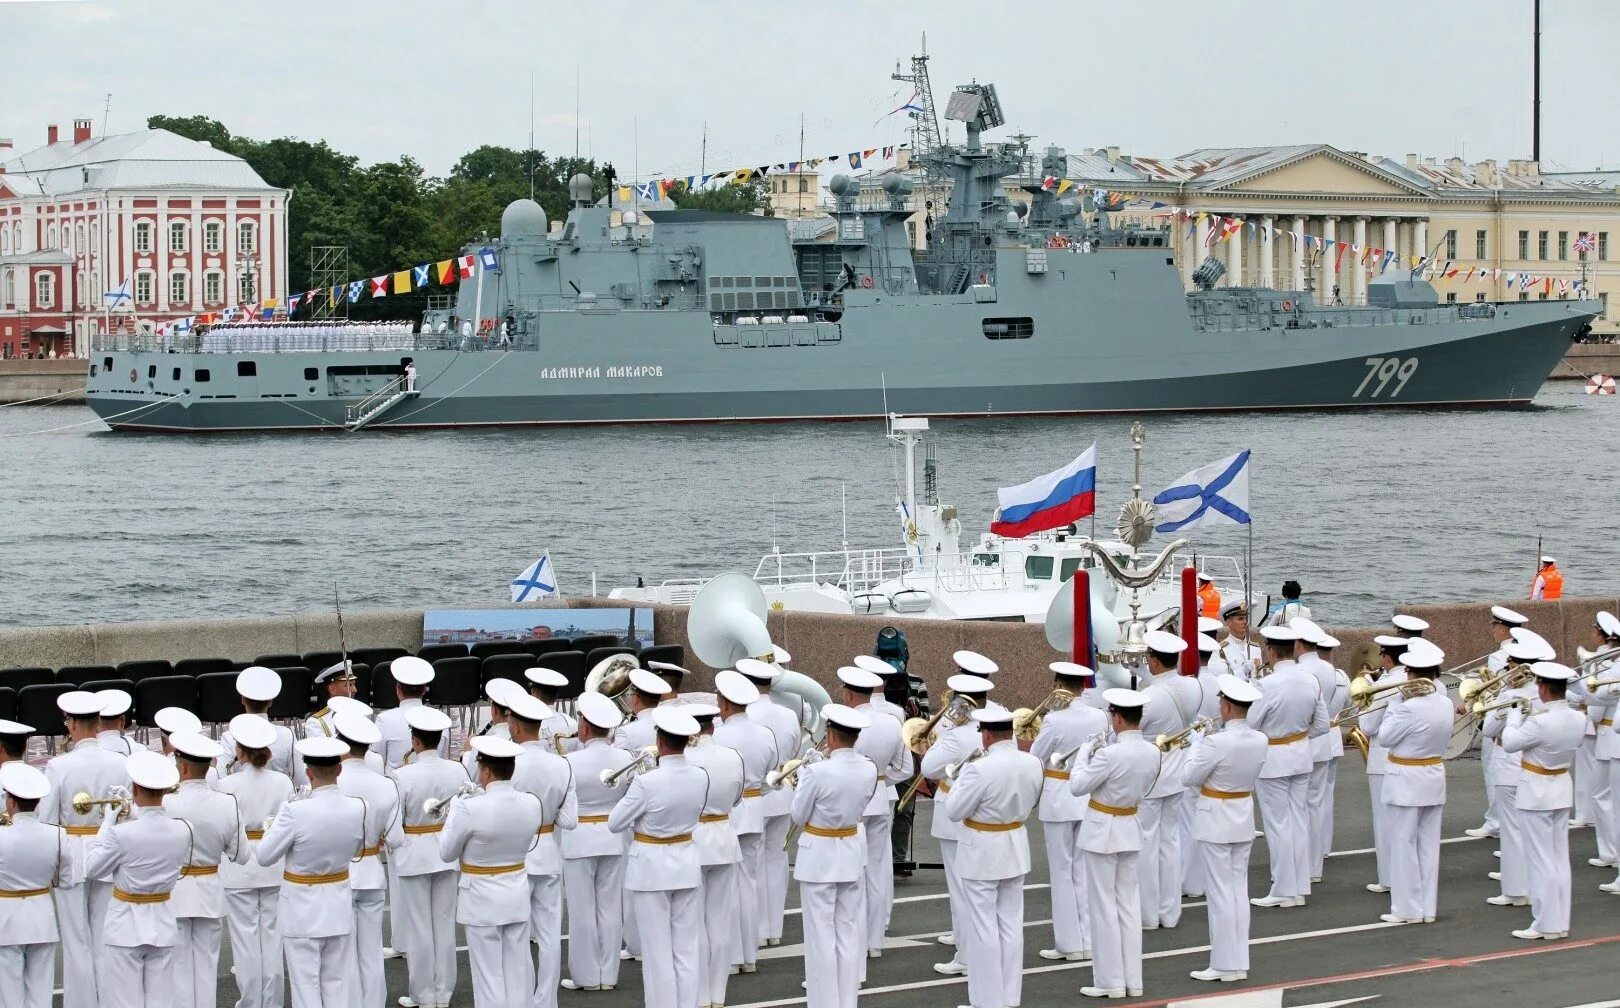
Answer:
[[1045, 570, 1132, 690], [688, 572, 777, 669]]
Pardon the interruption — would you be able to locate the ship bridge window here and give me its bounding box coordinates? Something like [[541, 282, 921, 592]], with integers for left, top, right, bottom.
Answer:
[[1060, 557, 1082, 581], [983, 317, 1034, 339], [1024, 555, 1055, 580], [237, 360, 257, 378], [172, 368, 181, 381]]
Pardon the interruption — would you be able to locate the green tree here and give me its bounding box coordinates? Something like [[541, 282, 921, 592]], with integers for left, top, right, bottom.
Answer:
[[146, 114, 236, 153], [669, 178, 772, 215]]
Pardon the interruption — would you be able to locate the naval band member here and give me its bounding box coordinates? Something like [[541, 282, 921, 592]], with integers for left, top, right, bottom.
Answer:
[[1030, 662, 1107, 963], [561, 692, 636, 992], [391, 705, 469, 1008], [0, 761, 66, 1008], [1374, 641, 1451, 925], [334, 712, 402, 1008], [164, 732, 247, 1008], [683, 702, 745, 1008], [216, 715, 295, 1008], [507, 691, 579, 1008], [375, 656, 449, 771], [836, 664, 908, 959], [711, 670, 776, 977], [1247, 625, 1328, 909]]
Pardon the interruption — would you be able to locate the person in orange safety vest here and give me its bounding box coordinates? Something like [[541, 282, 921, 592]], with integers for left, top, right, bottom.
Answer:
[[1530, 557, 1563, 600], [1197, 573, 1222, 619]]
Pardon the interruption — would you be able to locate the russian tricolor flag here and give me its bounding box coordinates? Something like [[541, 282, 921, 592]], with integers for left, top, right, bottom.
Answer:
[[989, 445, 1097, 539]]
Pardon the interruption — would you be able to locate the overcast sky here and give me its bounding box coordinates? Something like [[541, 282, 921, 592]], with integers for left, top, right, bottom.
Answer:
[[9, 0, 1620, 181]]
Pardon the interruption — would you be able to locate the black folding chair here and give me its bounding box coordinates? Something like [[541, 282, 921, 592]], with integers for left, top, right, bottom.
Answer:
[[370, 663, 402, 711], [80, 678, 135, 697], [0, 686, 16, 722], [470, 640, 537, 662], [55, 665, 117, 688], [480, 653, 536, 692], [195, 672, 243, 726], [17, 683, 73, 739], [271, 667, 315, 721], [352, 647, 409, 670], [302, 651, 344, 676], [116, 660, 173, 684], [571, 634, 620, 656], [174, 658, 233, 680], [135, 676, 198, 728], [418, 643, 469, 664], [546, 651, 588, 701], [638, 644, 686, 669], [0, 667, 54, 691], [530, 639, 577, 659], [252, 654, 302, 670]]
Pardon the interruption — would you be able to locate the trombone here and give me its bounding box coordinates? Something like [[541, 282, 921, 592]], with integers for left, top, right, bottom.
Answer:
[[900, 692, 976, 756], [422, 782, 482, 819], [1473, 694, 1533, 718], [600, 745, 656, 789], [1459, 666, 1534, 707], [1012, 688, 1074, 743], [71, 791, 132, 818], [1155, 718, 1214, 752], [1331, 677, 1437, 727]]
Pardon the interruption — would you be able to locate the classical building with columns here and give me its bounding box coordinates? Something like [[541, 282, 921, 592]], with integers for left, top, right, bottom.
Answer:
[[1060, 144, 1620, 335]]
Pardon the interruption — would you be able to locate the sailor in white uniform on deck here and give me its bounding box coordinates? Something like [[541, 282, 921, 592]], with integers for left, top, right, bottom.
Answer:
[[711, 670, 776, 976], [1374, 641, 1452, 925], [333, 711, 403, 1008], [1136, 630, 1200, 929], [152, 707, 221, 786], [524, 667, 581, 753], [682, 701, 745, 1008], [216, 715, 295, 1008], [306, 661, 359, 739], [1467, 606, 1530, 840], [1290, 619, 1339, 883], [736, 657, 803, 951], [375, 656, 449, 771], [612, 668, 672, 962], [1483, 637, 1548, 908], [561, 692, 635, 992], [1247, 625, 1329, 909], [220, 667, 307, 785], [164, 732, 247, 1008], [1220, 600, 1262, 681], [1030, 662, 1107, 963], [919, 673, 996, 977], [0, 761, 67, 1008], [506, 691, 579, 1008], [1591, 610, 1620, 889], [466, 679, 524, 777], [94, 690, 146, 757], [391, 705, 469, 1008], [835, 664, 907, 960]]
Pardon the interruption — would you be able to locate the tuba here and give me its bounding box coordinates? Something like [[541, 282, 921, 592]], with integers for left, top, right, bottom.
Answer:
[[1012, 687, 1074, 743], [688, 573, 776, 669], [585, 654, 641, 716]]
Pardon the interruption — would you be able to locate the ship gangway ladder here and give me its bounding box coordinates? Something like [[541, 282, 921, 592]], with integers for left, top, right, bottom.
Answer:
[[344, 376, 419, 432]]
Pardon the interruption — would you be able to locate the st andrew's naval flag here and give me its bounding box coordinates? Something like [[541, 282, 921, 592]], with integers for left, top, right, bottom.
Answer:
[[989, 445, 1097, 538], [1152, 450, 1252, 533], [510, 552, 559, 602]]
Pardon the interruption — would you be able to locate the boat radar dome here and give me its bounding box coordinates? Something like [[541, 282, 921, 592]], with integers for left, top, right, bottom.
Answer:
[[882, 175, 914, 197], [569, 173, 594, 207], [828, 174, 855, 197], [501, 198, 549, 238]]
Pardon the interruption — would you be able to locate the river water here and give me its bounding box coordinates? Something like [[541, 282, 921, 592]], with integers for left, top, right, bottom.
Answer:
[[2, 384, 1615, 630]]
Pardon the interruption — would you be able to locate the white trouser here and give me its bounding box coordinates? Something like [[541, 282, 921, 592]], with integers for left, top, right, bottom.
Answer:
[[1575, 736, 1599, 824], [1368, 773, 1390, 886], [1083, 850, 1141, 994], [1386, 803, 1442, 920], [1590, 747, 1615, 861], [960, 875, 1024, 1008], [1308, 758, 1336, 877], [632, 887, 702, 1008], [800, 878, 863, 1008], [1178, 789, 1204, 897], [562, 855, 626, 988], [100, 943, 174, 1008], [862, 811, 894, 951], [1496, 784, 1528, 897], [285, 934, 354, 1008], [622, 883, 640, 958], [465, 922, 531, 1008], [939, 838, 965, 968], [385, 861, 401, 950], [529, 873, 563, 1008], [732, 833, 762, 967], [1257, 774, 1311, 899], [226, 887, 283, 1008], [0, 941, 55, 1008], [55, 881, 102, 1008], [1199, 840, 1252, 973], [87, 880, 112, 1000], [1598, 757, 1620, 866], [699, 863, 739, 1007], [351, 887, 387, 1008], [1522, 806, 1571, 934], [1481, 737, 1501, 832], [759, 814, 791, 943], [1609, 760, 1620, 881], [173, 917, 222, 1008], [1137, 793, 1182, 926], [397, 871, 458, 1006], [1042, 819, 1088, 954]]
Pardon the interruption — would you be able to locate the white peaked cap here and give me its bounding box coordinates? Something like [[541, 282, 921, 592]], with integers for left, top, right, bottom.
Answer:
[[0, 719, 33, 735], [57, 690, 102, 717], [1289, 618, 1324, 644], [946, 673, 994, 695], [771, 646, 792, 667], [390, 656, 434, 687], [1392, 614, 1430, 633], [651, 707, 700, 738], [735, 658, 779, 683], [96, 689, 133, 717], [852, 655, 896, 677], [1491, 605, 1529, 626], [333, 711, 381, 747], [1049, 661, 1093, 678], [970, 707, 1014, 727], [1530, 661, 1575, 682], [1373, 634, 1410, 648], [470, 735, 522, 759], [1504, 639, 1547, 662], [524, 667, 569, 688], [128, 750, 180, 791], [954, 650, 998, 676], [1217, 673, 1261, 704], [1315, 634, 1341, 648], [237, 666, 282, 702], [327, 696, 372, 719], [296, 736, 350, 760], [486, 678, 525, 706], [228, 714, 277, 750], [629, 669, 672, 696], [824, 703, 872, 731], [577, 691, 624, 730], [154, 707, 202, 736], [1103, 687, 1148, 709], [679, 702, 721, 719], [505, 692, 554, 723], [404, 706, 451, 733], [1197, 617, 1223, 634], [836, 665, 884, 690], [1402, 645, 1445, 669], [1596, 611, 1620, 638], [713, 669, 761, 707], [648, 661, 689, 677], [1510, 627, 1557, 660], [1196, 633, 1219, 654], [1144, 630, 1188, 654], [1197, 572, 1214, 582], [170, 731, 223, 762], [0, 761, 49, 801], [1260, 626, 1300, 643], [1540, 556, 1556, 564]]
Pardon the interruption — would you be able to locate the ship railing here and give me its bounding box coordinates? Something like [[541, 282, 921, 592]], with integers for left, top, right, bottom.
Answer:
[[89, 331, 513, 354], [345, 375, 408, 425]]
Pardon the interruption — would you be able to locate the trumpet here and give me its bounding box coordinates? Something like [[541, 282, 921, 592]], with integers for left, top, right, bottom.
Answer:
[[600, 746, 656, 788], [261, 785, 311, 833], [1012, 688, 1074, 743], [0, 810, 11, 826], [71, 791, 131, 817], [1576, 644, 1620, 674], [423, 782, 482, 819], [900, 692, 976, 756], [1460, 666, 1534, 707], [1252, 660, 1275, 680], [1473, 693, 1533, 717], [1585, 673, 1620, 692], [1332, 677, 1437, 726], [943, 748, 986, 781], [1051, 730, 1111, 770], [1155, 717, 1214, 752], [767, 739, 829, 790]]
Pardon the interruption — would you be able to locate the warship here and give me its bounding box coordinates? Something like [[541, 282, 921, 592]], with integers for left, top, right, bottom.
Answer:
[[85, 82, 1598, 433]]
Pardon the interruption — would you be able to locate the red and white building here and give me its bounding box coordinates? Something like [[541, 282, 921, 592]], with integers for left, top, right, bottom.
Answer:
[[0, 119, 287, 358]]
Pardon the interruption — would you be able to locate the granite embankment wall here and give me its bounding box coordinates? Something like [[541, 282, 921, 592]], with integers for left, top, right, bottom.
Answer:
[[3, 594, 1615, 697], [1551, 343, 1620, 381], [0, 359, 87, 403]]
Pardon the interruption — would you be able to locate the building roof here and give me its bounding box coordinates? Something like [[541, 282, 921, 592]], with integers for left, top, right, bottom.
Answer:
[[1, 129, 280, 197], [1544, 169, 1620, 190], [0, 250, 74, 265]]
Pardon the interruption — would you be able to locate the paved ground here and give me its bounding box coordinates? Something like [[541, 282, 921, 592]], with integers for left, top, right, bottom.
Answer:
[[86, 755, 1618, 1007]]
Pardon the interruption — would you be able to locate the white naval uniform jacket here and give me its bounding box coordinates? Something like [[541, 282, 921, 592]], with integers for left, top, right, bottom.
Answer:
[[791, 748, 877, 884], [514, 741, 579, 876], [920, 719, 979, 844], [95, 730, 148, 756], [1596, 659, 1620, 761], [1179, 720, 1268, 844], [1196, 663, 1226, 721], [713, 713, 778, 837], [870, 695, 907, 725], [1483, 684, 1542, 785], [1030, 701, 1108, 822], [1500, 701, 1587, 811], [1247, 659, 1329, 779], [854, 701, 908, 811], [686, 737, 744, 867], [1375, 689, 1453, 807], [1141, 671, 1200, 799], [42, 737, 131, 886], [1067, 731, 1161, 854], [0, 813, 67, 945], [304, 707, 337, 740], [561, 739, 635, 859], [392, 751, 470, 876], [337, 759, 401, 890], [1221, 637, 1260, 681], [376, 699, 451, 771], [613, 709, 658, 755], [1299, 654, 1345, 761], [1360, 666, 1408, 776], [942, 739, 1043, 881], [258, 785, 367, 938], [608, 754, 708, 892], [541, 710, 580, 755], [749, 697, 803, 819], [437, 782, 544, 927], [85, 805, 190, 948], [164, 779, 247, 919], [463, 721, 512, 777], [220, 721, 307, 786], [216, 764, 294, 890]]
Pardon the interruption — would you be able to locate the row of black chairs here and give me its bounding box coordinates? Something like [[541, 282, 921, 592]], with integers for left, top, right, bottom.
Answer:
[[0, 643, 685, 740]]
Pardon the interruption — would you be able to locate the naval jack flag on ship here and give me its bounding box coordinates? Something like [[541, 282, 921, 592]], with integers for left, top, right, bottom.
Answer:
[[1152, 450, 1252, 532], [510, 552, 560, 602]]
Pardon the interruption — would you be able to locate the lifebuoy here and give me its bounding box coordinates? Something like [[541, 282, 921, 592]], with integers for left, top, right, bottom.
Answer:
[[1281, 299, 1294, 312], [129, 368, 137, 382], [860, 274, 873, 289]]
